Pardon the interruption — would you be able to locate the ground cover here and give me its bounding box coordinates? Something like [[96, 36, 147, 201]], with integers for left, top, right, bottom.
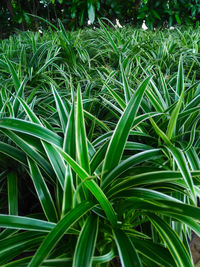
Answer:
[[0, 21, 200, 266]]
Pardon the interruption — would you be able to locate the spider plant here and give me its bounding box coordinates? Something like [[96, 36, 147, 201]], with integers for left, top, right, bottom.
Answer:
[[0, 21, 199, 266]]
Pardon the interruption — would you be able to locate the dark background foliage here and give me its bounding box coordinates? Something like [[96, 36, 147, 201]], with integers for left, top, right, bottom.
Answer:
[[0, 0, 200, 38]]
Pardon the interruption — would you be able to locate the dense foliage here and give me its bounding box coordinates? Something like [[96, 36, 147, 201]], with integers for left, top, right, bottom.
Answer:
[[1, 0, 200, 38], [0, 21, 200, 266]]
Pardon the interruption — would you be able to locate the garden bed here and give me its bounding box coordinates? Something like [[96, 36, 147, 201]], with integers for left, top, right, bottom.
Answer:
[[0, 23, 200, 266]]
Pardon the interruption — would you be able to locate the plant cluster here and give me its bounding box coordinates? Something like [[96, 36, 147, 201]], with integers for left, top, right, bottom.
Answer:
[[0, 21, 200, 266]]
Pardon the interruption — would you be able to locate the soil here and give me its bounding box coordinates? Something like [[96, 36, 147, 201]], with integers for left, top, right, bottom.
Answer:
[[191, 234, 200, 266]]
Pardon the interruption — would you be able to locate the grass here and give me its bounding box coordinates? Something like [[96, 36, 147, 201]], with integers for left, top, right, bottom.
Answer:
[[0, 21, 200, 266]]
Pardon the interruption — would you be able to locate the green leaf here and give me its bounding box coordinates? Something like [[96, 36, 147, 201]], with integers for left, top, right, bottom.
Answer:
[[107, 170, 200, 197], [0, 141, 27, 166], [28, 158, 58, 222], [175, 56, 184, 100], [166, 88, 184, 140], [132, 238, 174, 267], [167, 146, 196, 203], [102, 76, 151, 180], [0, 235, 44, 265], [3, 250, 115, 266], [125, 141, 153, 151], [0, 118, 63, 147], [84, 110, 111, 132], [133, 112, 162, 129], [3, 257, 32, 267], [148, 214, 193, 267], [4, 57, 20, 92], [185, 147, 200, 171], [149, 78, 167, 110], [149, 116, 172, 146], [57, 148, 117, 226], [2, 129, 54, 178], [113, 228, 142, 267], [7, 172, 18, 215], [42, 141, 65, 189], [13, 79, 27, 116], [102, 149, 162, 191], [175, 14, 181, 25], [58, 19, 71, 45], [171, 213, 200, 237], [90, 141, 109, 174], [0, 231, 43, 255], [0, 215, 56, 232], [182, 94, 200, 112], [76, 85, 90, 174], [183, 121, 199, 152], [152, 9, 161, 20], [62, 90, 75, 215], [63, 88, 75, 157], [29, 13, 59, 31], [28, 202, 94, 267], [29, 41, 51, 67], [145, 86, 164, 112], [98, 19, 118, 54], [73, 215, 98, 267], [17, 97, 41, 124], [16, 97, 63, 188], [100, 96, 122, 116], [122, 197, 200, 220], [117, 188, 181, 202], [51, 84, 68, 133], [0, 231, 44, 265], [36, 57, 60, 75], [120, 59, 131, 104], [160, 72, 171, 107], [62, 165, 73, 215], [103, 81, 126, 110]]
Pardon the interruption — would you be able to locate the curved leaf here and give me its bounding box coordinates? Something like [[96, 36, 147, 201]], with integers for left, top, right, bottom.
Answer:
[[102, 76, 151, 180], [0, 118, 63, 147], [113, 228, 142, 267], [57, 147, 117, 226], [28, 201, 94, 267], [148, 214, 193, 267], [28, 158, 58, 222], [73, 215, 98, 267], [102, 149, 161, 191]]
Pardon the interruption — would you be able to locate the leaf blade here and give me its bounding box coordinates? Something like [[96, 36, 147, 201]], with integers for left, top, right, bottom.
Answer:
[[113, 228, 142, 267], [28, 202, 94, 267], [102, 76, 151, 180], [148, 214, 193, 267], [73, 215, 98, 267]]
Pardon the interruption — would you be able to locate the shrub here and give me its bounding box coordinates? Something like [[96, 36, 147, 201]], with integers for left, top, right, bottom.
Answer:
[[1, 0, 200, 37]]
